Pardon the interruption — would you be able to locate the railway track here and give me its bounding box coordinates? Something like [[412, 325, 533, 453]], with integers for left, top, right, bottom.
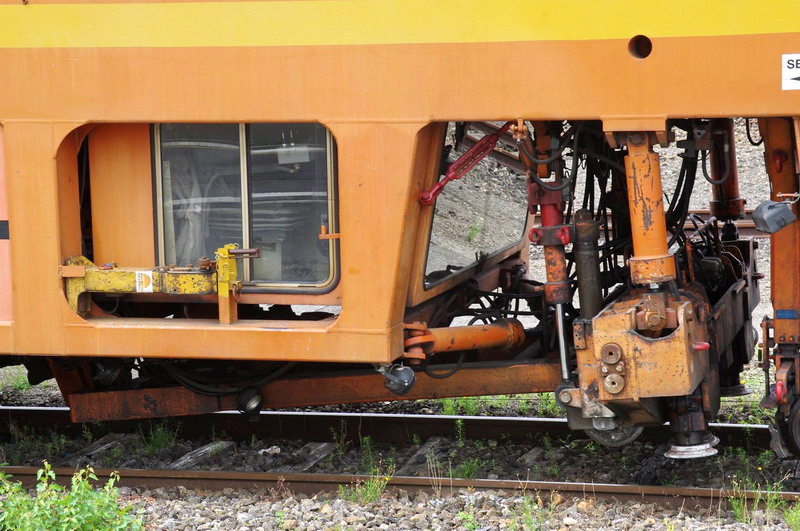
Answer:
[[0, 408, 778, 479], [2, 466, 798, 511], [0, 406, 773, 447], [2, 406, 796, 523]]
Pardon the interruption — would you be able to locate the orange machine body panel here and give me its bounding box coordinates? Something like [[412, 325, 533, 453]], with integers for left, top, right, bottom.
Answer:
[[0, 1, 798, 364]]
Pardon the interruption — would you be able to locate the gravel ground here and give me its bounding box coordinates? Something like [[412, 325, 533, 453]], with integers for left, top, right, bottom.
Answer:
[[125, 486, 792, 530]]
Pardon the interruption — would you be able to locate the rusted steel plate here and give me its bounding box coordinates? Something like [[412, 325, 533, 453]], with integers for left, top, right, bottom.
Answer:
[[66, 388, 230, 423], [64, 360, 564, 422]]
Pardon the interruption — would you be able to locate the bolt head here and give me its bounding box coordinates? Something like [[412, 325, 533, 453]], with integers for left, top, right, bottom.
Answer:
[[628, 133, 646, 146], [603, 374, 625, 394], [559, 391, 572, 404]]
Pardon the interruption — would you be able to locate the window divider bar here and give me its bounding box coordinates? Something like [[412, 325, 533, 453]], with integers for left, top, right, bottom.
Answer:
[[154, 125, 166, 266], [240, 123, 251, 283]]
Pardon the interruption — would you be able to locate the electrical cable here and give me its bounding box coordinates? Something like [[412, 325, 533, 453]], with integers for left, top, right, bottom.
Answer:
[[700, 134, 731, 185], [745, 118, 764, 146], [526, 122, 584, 192], [423, 351, 466, 379], [515, 122, 579, 165], [159, 361, 295, 396]]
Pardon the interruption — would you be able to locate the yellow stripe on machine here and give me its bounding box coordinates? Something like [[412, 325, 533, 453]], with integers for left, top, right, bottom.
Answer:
[[0, 0, 797, 49]]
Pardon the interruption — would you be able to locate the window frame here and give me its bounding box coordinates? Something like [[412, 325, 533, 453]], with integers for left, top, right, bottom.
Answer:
[[421, 124, 529, 291], [153, 123, 339, 293]]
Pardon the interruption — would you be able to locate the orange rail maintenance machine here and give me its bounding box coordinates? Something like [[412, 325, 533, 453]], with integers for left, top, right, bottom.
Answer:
[[1, 1, 800, 458]]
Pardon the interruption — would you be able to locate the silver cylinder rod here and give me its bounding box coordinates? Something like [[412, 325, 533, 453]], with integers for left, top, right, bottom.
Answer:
[[555, 303, 570, 381]]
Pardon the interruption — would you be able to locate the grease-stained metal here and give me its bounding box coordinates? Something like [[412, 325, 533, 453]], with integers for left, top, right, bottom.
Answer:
[[624, 135, 676, 285]]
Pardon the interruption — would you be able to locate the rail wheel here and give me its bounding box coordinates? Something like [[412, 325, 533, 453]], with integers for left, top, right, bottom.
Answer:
[[785, 400, 800, 453], [585, 425, 644, 448]]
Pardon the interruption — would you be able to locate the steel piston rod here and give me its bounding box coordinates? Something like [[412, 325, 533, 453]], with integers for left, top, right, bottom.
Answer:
[[555, 303, 570, 381]]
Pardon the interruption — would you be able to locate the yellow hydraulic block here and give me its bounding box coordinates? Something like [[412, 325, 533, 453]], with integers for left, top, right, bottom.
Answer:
[[61, 245, 260, 323]]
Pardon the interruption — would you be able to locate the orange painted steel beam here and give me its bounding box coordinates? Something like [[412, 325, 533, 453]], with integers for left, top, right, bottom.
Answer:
[[762, 118, 800, 344], [624, 134, 676, 285], [67, 361, 562, 422]]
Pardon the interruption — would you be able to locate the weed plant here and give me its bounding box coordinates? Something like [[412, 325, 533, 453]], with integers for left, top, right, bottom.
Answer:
[[0, 462, 142, 530], [718, 447, 788, 528], [785, 504, 800, 530], [728, 475, 785, 526], [359, 436, 375, 472], [458, 506, 480, 530], [425, 450, 447, 497], [508, 493, 551, 531], [454, 419, 466, 448], [455, 457, 485, 479], [536, 392, 561, 417], [329, 420, 350, 461], [2, 423, 71, 464], [338, 462, 395, 504], [439, 397, 458, 416], [9, 366, 31, 391], [138, 420, 179, 456], [465, 218, 483, 243]]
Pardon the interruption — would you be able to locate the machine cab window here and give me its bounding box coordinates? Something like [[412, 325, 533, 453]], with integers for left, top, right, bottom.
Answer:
[[155, 123, 338, 291]]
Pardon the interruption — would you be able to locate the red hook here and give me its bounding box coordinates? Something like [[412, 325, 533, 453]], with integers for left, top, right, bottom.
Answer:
[[776, 380, 787, 403], [773, 150, 788, 174]]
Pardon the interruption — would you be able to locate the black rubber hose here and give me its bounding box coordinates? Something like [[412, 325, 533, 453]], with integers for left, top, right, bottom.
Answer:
[[527, 123, 584, 192], [422, 352, 466, 379]]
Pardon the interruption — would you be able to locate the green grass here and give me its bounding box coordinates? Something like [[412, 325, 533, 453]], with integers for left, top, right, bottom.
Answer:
[[338, 464, 394, 505], [330, 420, 350, 461], [465, 218, 483, 243], [454, 457, 485, 479], [2, 423, 71, 464], [509, 494, 551, 531], [138, 420, 179, 456], [728, 476, 785, 526], [5, 366, 31, 391], [359, 436, 375, 472], [785, 504, 800, 530]]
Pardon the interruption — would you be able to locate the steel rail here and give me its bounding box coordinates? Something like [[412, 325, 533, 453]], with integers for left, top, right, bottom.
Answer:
[[0, 406, 772, 447], [2, 466, 797, 510]]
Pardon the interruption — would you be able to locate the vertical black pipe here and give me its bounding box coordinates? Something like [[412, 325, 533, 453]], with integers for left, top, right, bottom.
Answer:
[[574, 209, 603, 319]]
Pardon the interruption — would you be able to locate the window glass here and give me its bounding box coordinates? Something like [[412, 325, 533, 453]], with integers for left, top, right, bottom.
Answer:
[[424, 123, 528, 287], [157, 123, 335, 289], [248, 124, 332, 284], [160, 124, 242, 266]]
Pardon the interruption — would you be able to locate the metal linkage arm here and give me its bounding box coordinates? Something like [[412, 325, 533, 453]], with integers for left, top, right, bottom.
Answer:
[[419, 121, 513, 205]]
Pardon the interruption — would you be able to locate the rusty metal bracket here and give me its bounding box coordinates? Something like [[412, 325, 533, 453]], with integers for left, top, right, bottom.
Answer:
[[318, 225, 340, 240], [528, 225, 573, 246]]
